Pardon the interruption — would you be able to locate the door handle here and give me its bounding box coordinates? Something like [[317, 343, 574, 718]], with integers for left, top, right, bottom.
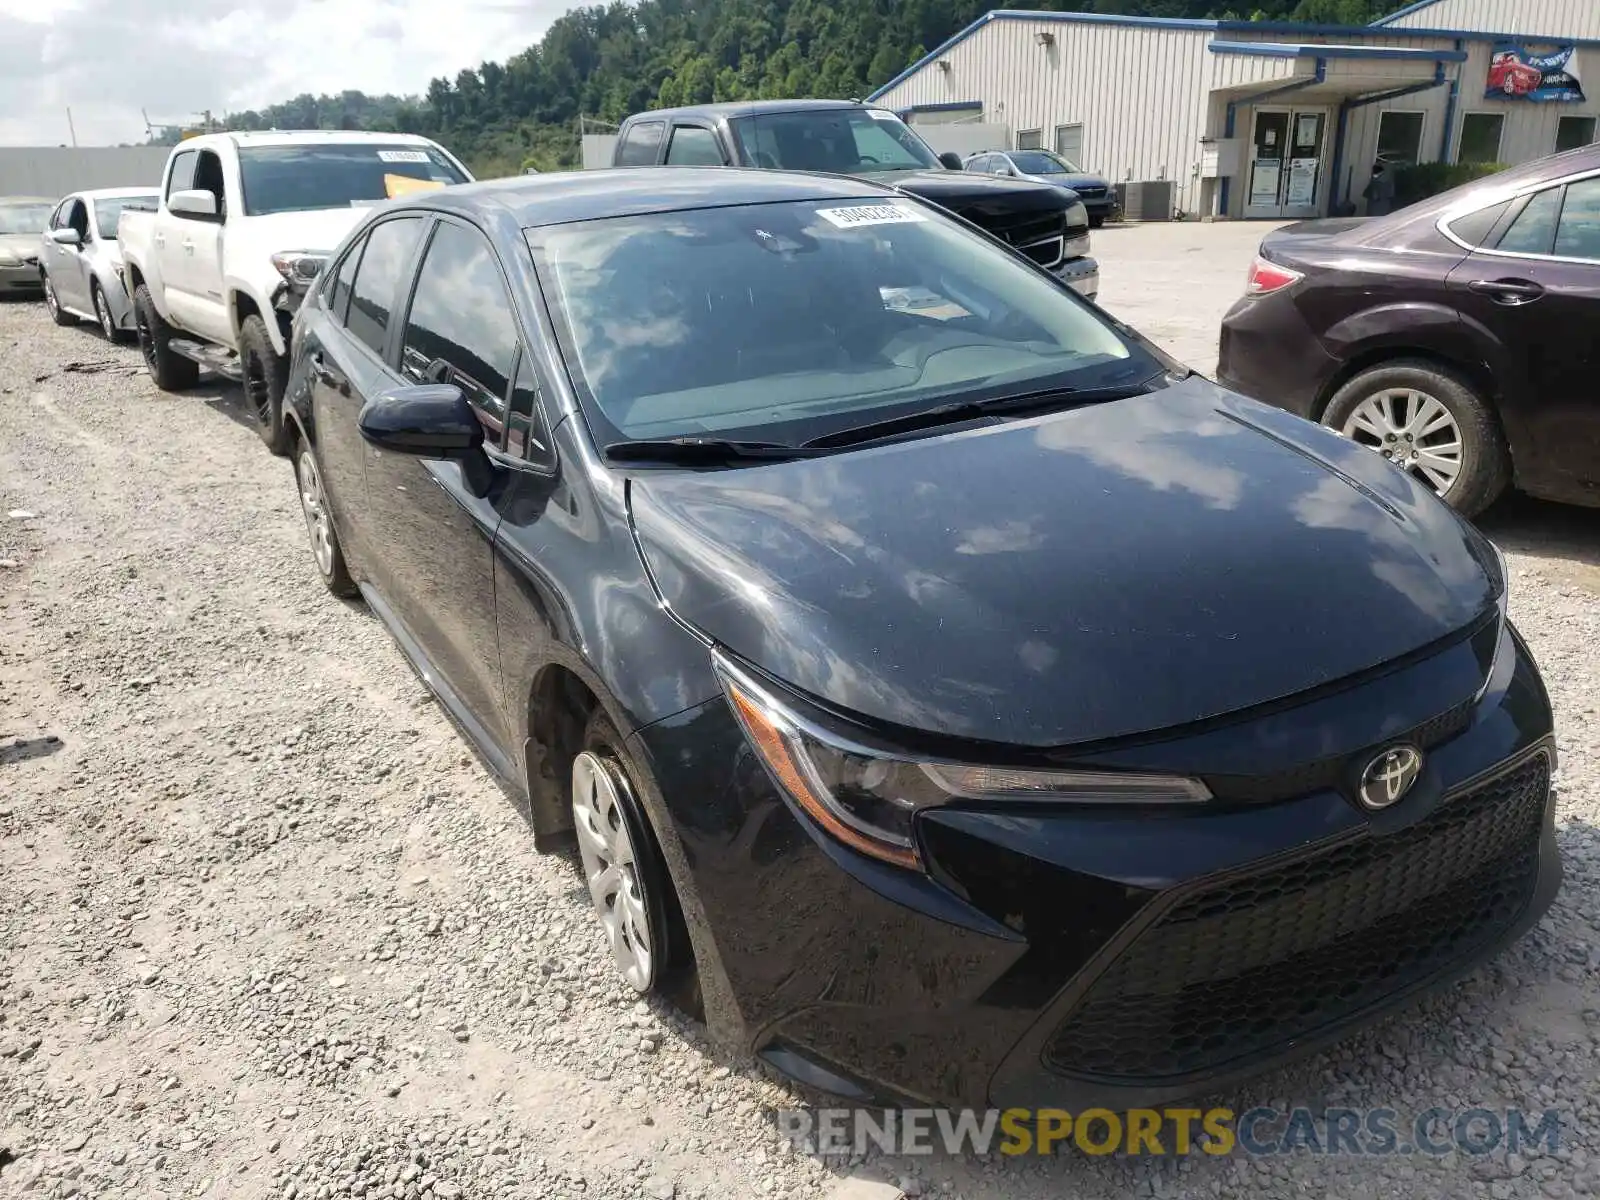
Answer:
[[182, 240, 195, 256], [154, 233, 165, 248], [1467, 278, 1545, 305], [309, 352, 350, 396]]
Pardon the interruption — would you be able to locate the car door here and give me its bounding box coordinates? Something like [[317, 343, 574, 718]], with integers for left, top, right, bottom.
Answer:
[[362, 216, 523, 750], [1446, 174, 1600, 497], [157, 149, 201, 327], [303, 214, 429, 572], [55, 199, 93, 310], [177, 148, 230, 343]]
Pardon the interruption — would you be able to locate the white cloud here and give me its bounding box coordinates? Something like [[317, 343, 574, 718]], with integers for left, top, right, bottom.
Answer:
[[0, 0, 564, 147]]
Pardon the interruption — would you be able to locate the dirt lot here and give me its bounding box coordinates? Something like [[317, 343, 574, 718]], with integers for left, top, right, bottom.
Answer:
[[3, 223, 1600, 1200]]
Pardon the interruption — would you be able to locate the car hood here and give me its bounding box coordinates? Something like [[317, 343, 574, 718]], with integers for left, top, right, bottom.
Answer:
[[627, 380, 1500, 748], [863, 170, 1075, 217], [1023, 171, 1107, 192], [0, 232, 41, 256], [233, 208, 373, 255]]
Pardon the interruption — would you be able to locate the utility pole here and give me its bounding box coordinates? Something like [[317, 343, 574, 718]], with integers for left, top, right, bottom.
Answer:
[[66, 108, 78, 147]]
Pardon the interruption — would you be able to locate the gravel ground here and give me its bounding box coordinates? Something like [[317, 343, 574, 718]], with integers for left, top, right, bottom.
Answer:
[[2, 253, 1600, 1200]]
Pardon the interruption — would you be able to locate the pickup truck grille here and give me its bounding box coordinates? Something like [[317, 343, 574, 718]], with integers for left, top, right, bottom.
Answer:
[[965, 209, 1073, 269]]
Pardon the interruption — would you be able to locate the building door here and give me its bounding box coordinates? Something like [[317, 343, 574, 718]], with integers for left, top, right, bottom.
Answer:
[[1246, 108, 1326, 219]]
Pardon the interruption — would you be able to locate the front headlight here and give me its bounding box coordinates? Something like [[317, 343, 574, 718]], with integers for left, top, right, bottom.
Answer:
[[715, 654, 1210, 870], [270, 251, 329, 294]]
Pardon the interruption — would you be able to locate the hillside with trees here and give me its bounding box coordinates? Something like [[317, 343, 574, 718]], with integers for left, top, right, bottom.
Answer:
[[220, 0, 1393, 176]]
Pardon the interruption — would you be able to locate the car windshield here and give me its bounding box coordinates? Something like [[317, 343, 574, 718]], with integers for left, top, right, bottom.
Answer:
[[94, 195, 156, 240], [1011, 151, 1080, 175], [0, 203, 53, 235], [237, 144, 468, 216], [731, 109, 941, 175], [530, 198, 1146, 448]]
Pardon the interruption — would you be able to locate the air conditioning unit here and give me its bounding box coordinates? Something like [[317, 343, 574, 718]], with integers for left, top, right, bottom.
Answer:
[[1114, 180, 1174, 222]]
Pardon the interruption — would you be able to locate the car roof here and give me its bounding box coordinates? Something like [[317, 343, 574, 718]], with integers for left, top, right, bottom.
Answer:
[[70, 187, 161, 201], [206, 130, 441, 149], [409, 166, 902, 229], [630, 99, 876, 123]]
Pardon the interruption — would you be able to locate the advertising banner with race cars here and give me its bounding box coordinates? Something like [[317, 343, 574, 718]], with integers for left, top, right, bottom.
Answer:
[[1486, 44, 1585, 103]]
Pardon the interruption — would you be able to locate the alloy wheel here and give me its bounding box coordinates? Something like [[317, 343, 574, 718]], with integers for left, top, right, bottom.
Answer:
[[1339, 388, 1463, 496], [136, 305, 158, 370], [243, 348, 272, 426], [95, 289, 115, 340], [571, 750, 655, 992], [296, 448, 335, 577]]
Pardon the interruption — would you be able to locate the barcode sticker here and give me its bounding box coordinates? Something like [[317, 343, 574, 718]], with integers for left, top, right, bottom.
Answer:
[[865, 109, 899, 121], [816, 204, 927, 229], [377, 149, 431, 163]]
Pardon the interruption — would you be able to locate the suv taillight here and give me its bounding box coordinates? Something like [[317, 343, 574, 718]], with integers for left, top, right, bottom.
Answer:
[[1245, 256, 1304, 296]]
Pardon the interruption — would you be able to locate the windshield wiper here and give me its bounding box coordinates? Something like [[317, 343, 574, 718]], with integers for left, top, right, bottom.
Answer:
[[603, 437, 824, 465], [801, 378, 1165, 451]]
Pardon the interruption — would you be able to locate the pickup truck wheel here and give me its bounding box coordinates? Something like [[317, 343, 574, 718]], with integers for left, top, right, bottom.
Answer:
[[43, 274, 77, 326], [133, 284, 199, 391], [240, 315, 291, 457]]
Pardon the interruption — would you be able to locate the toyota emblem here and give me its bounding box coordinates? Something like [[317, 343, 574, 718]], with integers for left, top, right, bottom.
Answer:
[[1359, 746, 1423, 809]]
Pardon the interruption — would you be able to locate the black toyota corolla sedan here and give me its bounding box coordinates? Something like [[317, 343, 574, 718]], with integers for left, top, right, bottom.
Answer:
[[283, 168, 1559, 1110]]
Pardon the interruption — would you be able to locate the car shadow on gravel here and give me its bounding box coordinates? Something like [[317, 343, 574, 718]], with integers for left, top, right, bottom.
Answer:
[[1481, 494, 1600, 568]]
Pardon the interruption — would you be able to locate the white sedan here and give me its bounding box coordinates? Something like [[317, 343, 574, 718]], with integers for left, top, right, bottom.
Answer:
[[39, 187, 160, 341]]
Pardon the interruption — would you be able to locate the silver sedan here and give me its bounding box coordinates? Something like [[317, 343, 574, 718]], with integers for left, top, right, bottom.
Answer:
[[39, 187, 160, 341]]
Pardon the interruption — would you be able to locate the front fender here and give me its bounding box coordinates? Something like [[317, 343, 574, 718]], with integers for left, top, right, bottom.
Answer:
[[225, 274, 289, 356]]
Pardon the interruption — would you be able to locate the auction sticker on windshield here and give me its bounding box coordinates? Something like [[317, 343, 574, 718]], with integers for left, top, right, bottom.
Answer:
[[817, 204, 927, 228], [377, 150, 432, 163]]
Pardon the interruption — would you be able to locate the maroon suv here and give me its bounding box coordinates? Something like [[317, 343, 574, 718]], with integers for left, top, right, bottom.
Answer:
[[1218, 145, 1600, 516]]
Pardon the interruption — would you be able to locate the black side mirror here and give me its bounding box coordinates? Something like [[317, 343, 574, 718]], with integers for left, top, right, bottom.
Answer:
[[938, 152, 965, 171], [358, 384, 482, 457]]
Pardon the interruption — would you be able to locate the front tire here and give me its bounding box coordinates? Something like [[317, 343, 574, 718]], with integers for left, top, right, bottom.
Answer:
[[240, 314, 291, 456], [1322, 359, 1509, 516], [92, 282, 128, 343], [133, 284, 200, 391], [292, 437, 357, 598], [1089, 214, 1106, 229], [43, 274, 76, 326], [570, 712, 685, 995]]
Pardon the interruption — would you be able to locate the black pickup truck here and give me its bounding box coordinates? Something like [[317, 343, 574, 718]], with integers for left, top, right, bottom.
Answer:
[[610, 99, 1099, 300]]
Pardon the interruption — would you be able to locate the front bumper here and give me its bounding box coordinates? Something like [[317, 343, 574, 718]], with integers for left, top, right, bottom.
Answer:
[[631, 616, 1558, 1110], [0, 262, 42, 293], [1053, 254, 1099, 301]]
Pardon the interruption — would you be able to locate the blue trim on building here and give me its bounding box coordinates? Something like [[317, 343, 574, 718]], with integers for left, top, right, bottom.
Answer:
[[1208, 40, 1467, 61], [1370, 0, 1449, 27], [866, 8, 1600, 102]]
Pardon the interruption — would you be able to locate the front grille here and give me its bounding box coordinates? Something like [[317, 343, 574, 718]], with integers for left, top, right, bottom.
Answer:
[[1074, 186, 1107, 199], [972, 208, 1065, 251], [1019, 236, 1064, 268], [1044, 753, 1549, 1082], [1205, 698, 1474, 805]]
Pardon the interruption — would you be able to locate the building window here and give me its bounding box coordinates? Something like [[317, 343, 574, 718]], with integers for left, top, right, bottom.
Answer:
[[1557, 116, 1598, 153], [1459, 113, 1505, 164], [1375, 110, 1425, 167], [1054, 124, 1084, 168], [1016, 129, 1042, 151]]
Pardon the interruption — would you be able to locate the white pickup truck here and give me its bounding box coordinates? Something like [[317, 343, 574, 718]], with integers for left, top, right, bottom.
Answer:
[[119, 130, 472, 453]]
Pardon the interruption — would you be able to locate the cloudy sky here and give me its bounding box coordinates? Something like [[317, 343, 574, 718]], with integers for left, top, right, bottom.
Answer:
[[0, 0, 563, 147]]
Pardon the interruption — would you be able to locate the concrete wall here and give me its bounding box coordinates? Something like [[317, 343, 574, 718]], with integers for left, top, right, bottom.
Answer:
[[0, 147, 170, 199], [581, 134, 617, 170], [1380, 0, 1600, 40]]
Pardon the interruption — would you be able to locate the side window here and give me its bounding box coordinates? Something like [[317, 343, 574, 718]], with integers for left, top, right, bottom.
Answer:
[[1495, 188, 1563, 257], [49, 200, 70, 230], [617, 121, 665, 166], [665, 125, 723, 166], [507, 352, 555, 467], [326, 235, 365, 324], [1554, 177, 1600, 261], [193, 150, 226, 217], [1446, 199, 1511, 248], [347, 216, 425, 357], [66, 200, 89, 239], [399, 221, 520, 438], [166, 150, 198, 198]]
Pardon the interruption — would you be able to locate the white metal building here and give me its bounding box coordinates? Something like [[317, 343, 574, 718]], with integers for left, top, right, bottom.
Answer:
[[867, 0, 1600, 220]]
